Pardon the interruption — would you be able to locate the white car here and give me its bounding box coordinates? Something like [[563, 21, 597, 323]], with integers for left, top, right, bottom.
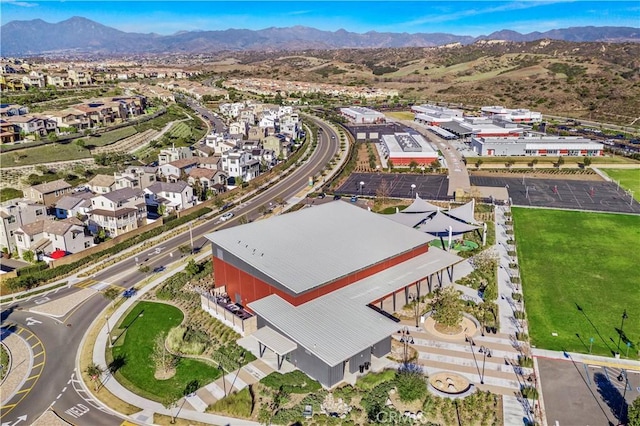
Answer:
[[220, 212, 234, 221]]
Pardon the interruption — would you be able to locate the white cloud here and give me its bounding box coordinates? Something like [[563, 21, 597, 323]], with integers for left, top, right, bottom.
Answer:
[[1, 0, 38, 7]]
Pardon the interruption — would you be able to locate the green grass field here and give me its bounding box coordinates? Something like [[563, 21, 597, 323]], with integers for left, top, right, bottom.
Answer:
[[110, 301, 221, 401], [86, 127, 138, 147], [512, 208, 640, 358], [0, 142, 91, 166], [602, 169, 640, 201], [385, 111, 414, 121]]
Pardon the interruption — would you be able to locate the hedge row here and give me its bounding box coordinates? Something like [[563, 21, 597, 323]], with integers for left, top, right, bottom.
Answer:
[[6, 207, 211, 291]]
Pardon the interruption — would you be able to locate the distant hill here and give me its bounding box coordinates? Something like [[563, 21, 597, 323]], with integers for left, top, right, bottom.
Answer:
[[1, 16, 639, 56]]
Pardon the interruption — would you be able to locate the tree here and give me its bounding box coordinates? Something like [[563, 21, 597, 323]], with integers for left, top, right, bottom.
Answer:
[[257, 204, 268, 216], [158, 204, 167, 216], [178, 244, 192, 256], [185, 259, 199, 278], [408, 160, 419, 171], [556, 156, 565, 168], [103, 287, 120, 308], [505, 160, 515, 169], [469, 248, 499, 276], [86, 362, 104, 391], [430, 287, 463, 328], [476, 159, 484, 170], [396, 363, 428, 402], [430, 159, 441, 171], [530, 158, 538, 169], [139, 264, 151, 275], [583, 156, 592, 167], [376, 179, 391, 205], [22, 250, 35, 263], [629, 396, 640, 426]]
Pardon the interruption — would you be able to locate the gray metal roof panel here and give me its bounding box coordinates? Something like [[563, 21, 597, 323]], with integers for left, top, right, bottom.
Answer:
[[206, 202, 433, 294], [251, 326, 297, 355], [249, 247, 463, 366]]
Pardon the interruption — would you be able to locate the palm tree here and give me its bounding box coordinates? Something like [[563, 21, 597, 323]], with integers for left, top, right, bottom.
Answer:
[[86, 362, 104, 391]]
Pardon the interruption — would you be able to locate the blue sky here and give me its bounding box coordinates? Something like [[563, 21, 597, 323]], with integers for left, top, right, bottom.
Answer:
[[1, 1, 639, 36]]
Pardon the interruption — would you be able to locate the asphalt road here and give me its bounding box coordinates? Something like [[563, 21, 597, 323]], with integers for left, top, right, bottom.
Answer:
[[0, 116, 339, 426]]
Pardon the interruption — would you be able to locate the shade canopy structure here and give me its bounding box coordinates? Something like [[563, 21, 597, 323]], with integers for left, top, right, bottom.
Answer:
[[417, 211, 480, 237], [447, 200, 479, 225], [50, 249, 67, 259], [382, 211, 432, 228], [402, 194, 441, 214]]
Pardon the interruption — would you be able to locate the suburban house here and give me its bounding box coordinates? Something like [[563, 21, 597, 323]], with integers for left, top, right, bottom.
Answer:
[[0, 103, 29, 117], [0, 200, 47, 253], [87, 174, 116, 194], [205, 133, 239, 155], [158, 146, 193, 165], [144, 181, 195, 214], [0, 119, 20, 144], [262, 134, 291, 160], [195, 144, 216, 157], [114, 166, 158, 190], [221, 149, 261, 183], [196, 156, 222, 170], [158, 158, 199, 182], [5, 114, 56, 138], [54, 192, 93, 220], [188, 169, 228, 196], [14, 217, 93, 258], [24, 179, 73, 206], [88, 188, 147, 237]]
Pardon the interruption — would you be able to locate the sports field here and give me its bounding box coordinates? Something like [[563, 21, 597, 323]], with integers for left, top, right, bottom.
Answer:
[[602, 168, 640, 201], [512, 208, 640, 358]]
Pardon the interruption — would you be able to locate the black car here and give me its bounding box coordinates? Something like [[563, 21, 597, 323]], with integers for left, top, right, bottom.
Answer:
[[333, 194, 341, 200]]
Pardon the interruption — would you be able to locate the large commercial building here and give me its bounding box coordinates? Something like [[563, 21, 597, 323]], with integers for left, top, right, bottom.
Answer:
[[411, 104, 464, 126], [471, 136, 604, 157], [206, 202, 462, 388], [380, 132, 439, 166], [480, 106, 542, 123], [340, 106, 386, 124]]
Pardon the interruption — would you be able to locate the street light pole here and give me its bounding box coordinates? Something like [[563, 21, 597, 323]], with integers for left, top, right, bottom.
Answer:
[[617, 309, 628, 353], [189, 223, 194, 254], [105, 315, 112, 347], [359, 181, 365, 196], [410, 184, 416, 199]]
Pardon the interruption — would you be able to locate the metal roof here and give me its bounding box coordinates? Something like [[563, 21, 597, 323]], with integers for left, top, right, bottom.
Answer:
[[251, 326, 298, 355], [206, 202, 434, 295], [249, 247, 463, 367]]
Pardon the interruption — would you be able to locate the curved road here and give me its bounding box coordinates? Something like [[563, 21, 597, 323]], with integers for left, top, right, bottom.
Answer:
[[0, 116, 340, 426]]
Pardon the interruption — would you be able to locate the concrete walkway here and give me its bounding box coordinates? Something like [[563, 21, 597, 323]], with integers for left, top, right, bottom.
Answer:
[[399, 119, 471, 196], [0, 329, 32, 405]]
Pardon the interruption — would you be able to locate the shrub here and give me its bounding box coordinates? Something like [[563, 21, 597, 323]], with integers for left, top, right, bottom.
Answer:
[[356, 369, 396, 390], [395, 363, 428, 402], [518, 355, 534, 368], [514, 310, 526, 320], [521, 385, 539, 400], [208, 387, 253, 418], [361, 381, 394, 421], [510, 276, 521, 284], [261, 370, 321, 394], [512, 293, 523, 302], [516, 332, 529, 341]]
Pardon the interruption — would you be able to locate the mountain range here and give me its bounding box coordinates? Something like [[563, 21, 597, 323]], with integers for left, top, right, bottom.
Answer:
[[1, 16, 639, 56]]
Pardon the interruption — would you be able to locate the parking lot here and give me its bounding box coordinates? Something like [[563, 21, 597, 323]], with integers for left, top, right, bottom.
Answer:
[[335, 173, 450, 200], [538, 357, 640, 426]]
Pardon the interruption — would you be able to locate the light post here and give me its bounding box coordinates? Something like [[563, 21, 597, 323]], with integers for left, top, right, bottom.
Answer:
[[189, 223, 194, 254], [410, 184, 416, 199], [218, 364, 227, 397], [478, 345, 491, 384], [589, 337, 594, 354], [408, 293, 421, 328], [398, 326, 413, 365], [617, 370, 629, 421], [359, 181, 365, 196], [617, 309, 628, 353], [105, 315, 112, 348]]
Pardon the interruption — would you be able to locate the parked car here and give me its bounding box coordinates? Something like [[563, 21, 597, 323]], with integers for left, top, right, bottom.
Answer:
[[123, 288, 137, 298], [333, 194, 341, 200], [221, 212, 234, 221], [350, 196, 358, 203]]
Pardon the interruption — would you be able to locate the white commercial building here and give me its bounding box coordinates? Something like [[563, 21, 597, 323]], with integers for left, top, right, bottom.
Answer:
[[340, 107, 386, 124]]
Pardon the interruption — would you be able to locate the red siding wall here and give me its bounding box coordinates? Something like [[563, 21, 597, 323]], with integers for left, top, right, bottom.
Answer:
[[389, 156, 438, 166], [213, 245, 429, 309]]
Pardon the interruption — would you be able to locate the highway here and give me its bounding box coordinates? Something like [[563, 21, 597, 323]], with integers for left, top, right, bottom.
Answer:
[[0, 115, 340, 426]]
